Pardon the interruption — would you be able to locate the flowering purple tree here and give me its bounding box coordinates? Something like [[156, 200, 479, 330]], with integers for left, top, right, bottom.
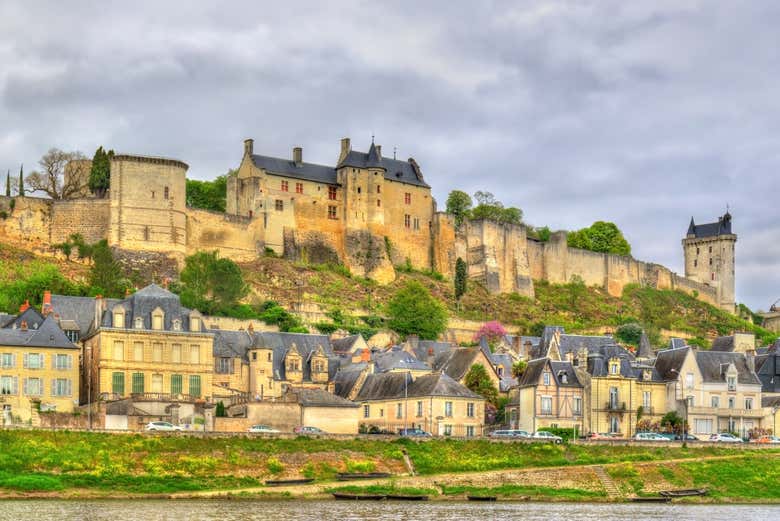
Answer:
[[474, 321, 507, 348]]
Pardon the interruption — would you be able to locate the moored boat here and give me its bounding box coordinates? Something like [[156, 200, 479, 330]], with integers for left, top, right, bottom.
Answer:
[[332, 492, 387, 500], [629, 496, 672, 503], [659, 488, 708, 497], [467, 495, 497, 501], [386, 494, 429, 501], [336, 472, 392, 480], [264, 478, 315, 486]]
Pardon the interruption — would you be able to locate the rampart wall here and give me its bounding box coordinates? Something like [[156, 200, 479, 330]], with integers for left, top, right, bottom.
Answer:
[[49, 199, 110, 244], [185, 207, 262, 262]]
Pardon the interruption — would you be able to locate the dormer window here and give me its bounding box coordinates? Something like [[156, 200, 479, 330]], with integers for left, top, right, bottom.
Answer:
[[172, 319, 181, 331], [113, 307, 125, 328], [609, 360, 619, 375], [543, 372, 551, 385], [151, 308, 164, 330], [190, 314, 200, 332], [134, 317, 144, 329], [727, 376, 736, 391], [559, 371, 568, 384]]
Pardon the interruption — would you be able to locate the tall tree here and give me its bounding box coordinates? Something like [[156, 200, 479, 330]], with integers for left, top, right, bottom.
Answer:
[[179, 250, 247, 314], [567, 221, 631, 255], [4, 170, 9, 197], [25, 149, 88, 200], [186, 172, 229, 212], [454, 257, 468, 300], [386, 280, 448, 340], [18, 164, 23, 197], [89, 240, 128, 298], [88, 146, 113, 197], [463, 363, 498, 405], [445, 190, 472, 226]]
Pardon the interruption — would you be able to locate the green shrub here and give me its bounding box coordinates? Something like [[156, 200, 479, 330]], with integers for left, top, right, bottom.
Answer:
[[266, 457, 284, 474]]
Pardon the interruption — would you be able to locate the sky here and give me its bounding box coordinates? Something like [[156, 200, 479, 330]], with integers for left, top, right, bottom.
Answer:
[[1, 1, 778, 310]]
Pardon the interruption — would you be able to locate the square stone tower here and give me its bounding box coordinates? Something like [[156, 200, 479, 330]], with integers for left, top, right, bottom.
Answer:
[[682, 213, 736, 313]]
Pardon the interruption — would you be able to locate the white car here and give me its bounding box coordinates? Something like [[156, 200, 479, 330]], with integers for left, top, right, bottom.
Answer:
[[709, 433, 743, 443], [490, 429, 530, 438], [145, 421, 183, 432], [248, 424, 280, 434], [635, 432, 671, 441], [531, 431, 563, 444]]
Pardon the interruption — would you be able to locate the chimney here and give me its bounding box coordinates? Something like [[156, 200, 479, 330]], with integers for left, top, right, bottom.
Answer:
[[244, 138, 254, 156], [42, 291, 52, 316], [20, 320, 27, 331], [512, 336, 522, 356], [94, 295, 103, 329], [375, 145, 382, 157], [339, 137, 351, 163], [293, 147, 302, 166], [360, 348, 371, 363], [19, 300, 29, 312], [427, 347, 435, 366], [746, 352, 755, 373], [577, 347, 588, 368], [247, 322, 254, 334]]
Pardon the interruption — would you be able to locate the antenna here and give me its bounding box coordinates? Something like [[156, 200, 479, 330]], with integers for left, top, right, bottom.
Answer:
[[371, 133, 375, 144], [393, 146, 397, 160]]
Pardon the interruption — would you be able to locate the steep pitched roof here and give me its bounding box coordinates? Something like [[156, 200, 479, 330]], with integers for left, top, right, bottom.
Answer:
[[711, 336, 736, 352], [212, 330, 254, 360], [754, 352, 780, 393], [101, 284, 200, 332], [355, 371, 481, 401], [4, 307, 46, 330], [550, 360, 582, 387], [653, 346, 690, 381], [686, 213, 733, 238], [250, 145, 430, 188], [409, 340, 453, 362], [0, 316, 78, 349], [669, 338, 687, 350], [432, 348, 480, 381], [292, 387, 359, 408], [518, 358, 548, 387], [332, 364, 367, 398], [373, 348, 430, 373], [251, 331, 333, 382], [332, 335, 362, 354], [695, 351, 760, 385], [638, 333, 653, 358]]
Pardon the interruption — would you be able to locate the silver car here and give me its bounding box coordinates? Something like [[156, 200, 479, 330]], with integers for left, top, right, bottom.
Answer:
[[248, 424, 280, 434], [531, 431, 563, 444]]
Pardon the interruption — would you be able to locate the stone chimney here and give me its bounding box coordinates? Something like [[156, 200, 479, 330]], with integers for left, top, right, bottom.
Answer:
[[746, 352, 755, 373], [427, 347, 435, 367], [375, 145, 382, 157], [247, 322, 254, 334], [577, 347, 588, 368], [339, 137, 351, 163], [20, 321, 27, 331], [360, 348, 371, 363], [94, 295, 103, 328], [244, 138, 254, 156], [19, 300, 29, 312], [293, 147, 302, 166], [42, 291, 52, 316]]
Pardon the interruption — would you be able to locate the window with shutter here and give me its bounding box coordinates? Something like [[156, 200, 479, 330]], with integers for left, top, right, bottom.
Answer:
[[132, 373, 145, 394], [190, 345, 200, 364], [171, 374, 183, 394], [112, 372, 125, 395], [189, 375, 201, 397]]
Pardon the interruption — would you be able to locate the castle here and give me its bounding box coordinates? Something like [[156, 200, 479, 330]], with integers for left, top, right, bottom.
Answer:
[[0, 138, 736, 312]]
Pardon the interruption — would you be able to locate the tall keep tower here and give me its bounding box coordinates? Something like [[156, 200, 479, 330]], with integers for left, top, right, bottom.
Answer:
[[682, 212, 736, 313]]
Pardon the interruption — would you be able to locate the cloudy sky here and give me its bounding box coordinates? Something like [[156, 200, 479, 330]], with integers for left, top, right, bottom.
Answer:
[[1, 1, 778, 310]]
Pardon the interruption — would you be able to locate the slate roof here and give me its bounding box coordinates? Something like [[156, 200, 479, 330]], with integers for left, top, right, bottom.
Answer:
[[50, 294, 119, 337], [332, 364, 367, 399], [409, 340, 453, 362], [250, 142, 430, 188], [293, 387, 359, 408], [695, 351, 761, 386], [711, 336, 736, 352], [4, 307, 46, 330], [669, 338, 687, 350], [653, 347, 690, 381], [762, 395, 780, 409], [0, 316, 78, 349], [432, 348, 480, 381], [332, 335, 362, 354], [638, 333, 653, 358], [585, 345, 637, 378], [0, 313, 15, 328], [686, 213, 733, 238], [518, 358, 547, 387], [373, 347, 431, 373], [533, 326, 614, 359], [251, 331, 334, 382], [212, 330, 254, 361], [755, 352, 780, 394], [355, 371, 481, 401], [100, 284, 201, 332], [550, 360, 582, 387]]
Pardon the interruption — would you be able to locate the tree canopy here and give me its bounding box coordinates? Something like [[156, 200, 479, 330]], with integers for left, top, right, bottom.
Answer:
[[454, 257, 468, 301], [25, 148, 87, 200], [470, 191, 523, 225], [567, 221, 631, 256], [386, 280, 448, 340], [615, 322, 643, 346], [445, 190, 472, 226], [179, 250, 247, 314], [186, 172, 230, 212], [89, 240, 130, 298], [463, 363, 499, 405], [88, 146, 114, 197]]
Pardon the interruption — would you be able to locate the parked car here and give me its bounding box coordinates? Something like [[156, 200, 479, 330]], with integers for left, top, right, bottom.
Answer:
[[750, 435, 780, 444], [145, 421, 182, 432], [490, 429, 530, 438], [635, 432, 671, 441], [248, 424, 280, 434], [398, 428, 432, 437], [587, 432, 622, 440], [294, 426, 325, 434], [531, 431, 563, 444], [709, 433, 743, 443]]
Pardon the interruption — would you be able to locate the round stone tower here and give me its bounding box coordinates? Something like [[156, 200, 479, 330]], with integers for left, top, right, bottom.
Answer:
[[108, 154, 188, 257]]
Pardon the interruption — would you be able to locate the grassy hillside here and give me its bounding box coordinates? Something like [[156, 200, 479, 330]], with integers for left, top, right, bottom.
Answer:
[[0, 241, 774, 347]]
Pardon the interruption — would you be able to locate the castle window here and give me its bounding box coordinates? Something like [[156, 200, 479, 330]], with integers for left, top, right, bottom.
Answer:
[[144, 226, 150, 241], [376, 185, 381, 194], [413, 218, 419, 230], [696, 247, 699, 255], [357, 187, 362, 194], [711, 273, 715, 281], [295, 183, 303, 194], [164, 186, 169, 200], [404, 192, 411, 204], [709, 246, 712, 253], [281, 180, 289, 192], [694, 260, 697, 267], [275, 200, 284, 211], [404, 214, 411, 228], [328, 205, 337, 219], [328, 186, 337, 200], [709, 258, 712, 266], [377, 199, 381, 207]]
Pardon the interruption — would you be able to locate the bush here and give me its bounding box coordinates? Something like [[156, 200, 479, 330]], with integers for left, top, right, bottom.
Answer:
[[615, 323, 643, 346], [266, 457, 284, 474], [386, 280, 448, 340]]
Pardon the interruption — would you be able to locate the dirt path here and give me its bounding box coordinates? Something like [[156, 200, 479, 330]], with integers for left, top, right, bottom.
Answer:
[[172, 452, 774, 500]]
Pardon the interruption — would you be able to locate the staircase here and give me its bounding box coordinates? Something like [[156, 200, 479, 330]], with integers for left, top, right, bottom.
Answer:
[[593, 465, 622, 498]]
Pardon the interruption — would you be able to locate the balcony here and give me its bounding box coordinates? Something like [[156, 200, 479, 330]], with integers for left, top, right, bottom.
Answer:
[[130, 392, 204, 403], [687, 405, 765, 419], [598, 401, 627, 412]]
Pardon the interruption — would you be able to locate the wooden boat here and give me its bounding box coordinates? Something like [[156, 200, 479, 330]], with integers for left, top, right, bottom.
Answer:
[[467, 495, 497, 501], [386, 494, 429, 501], [629, 496, 672, 503], [332, 492, 387, 500], [659, 488, 708, 497], [264, 478, 315, 486], [336, 472, 392, 480]]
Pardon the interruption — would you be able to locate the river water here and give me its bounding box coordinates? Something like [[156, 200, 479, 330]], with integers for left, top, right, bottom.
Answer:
[[0, 500, 778, 521]]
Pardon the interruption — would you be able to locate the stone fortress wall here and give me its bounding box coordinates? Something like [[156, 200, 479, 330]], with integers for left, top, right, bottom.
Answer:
[[0, 141, 725, 312]]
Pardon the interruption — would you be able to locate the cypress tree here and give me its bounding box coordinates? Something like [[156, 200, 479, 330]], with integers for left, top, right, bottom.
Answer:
[[17, 164, 23, 197], [88, 147, 111, 197], [4, 170, 9, 197], [455, 257, 468, 300]]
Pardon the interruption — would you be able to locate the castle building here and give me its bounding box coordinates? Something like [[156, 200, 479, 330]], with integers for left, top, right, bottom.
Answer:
[[682, 213, 736, 313], [227, 138, 435, 281]]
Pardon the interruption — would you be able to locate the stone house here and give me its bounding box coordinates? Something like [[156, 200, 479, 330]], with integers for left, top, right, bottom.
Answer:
[[432, 346, 503, 394], [0, 311, 79, 424]]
